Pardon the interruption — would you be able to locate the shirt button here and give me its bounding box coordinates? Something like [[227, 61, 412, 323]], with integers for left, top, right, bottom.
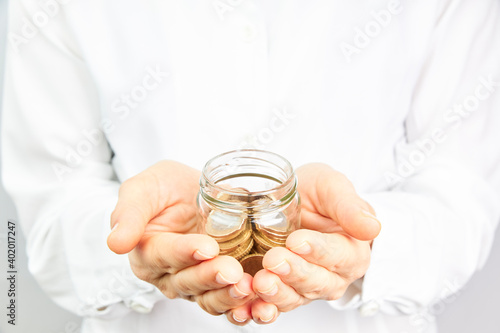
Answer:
[[359, 300, 380, 317], [240, 23, 258, 43], [130, 301, 152, 314]]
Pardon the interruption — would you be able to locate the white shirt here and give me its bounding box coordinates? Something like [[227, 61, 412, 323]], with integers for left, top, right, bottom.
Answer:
[[3, 0, 500, 332]]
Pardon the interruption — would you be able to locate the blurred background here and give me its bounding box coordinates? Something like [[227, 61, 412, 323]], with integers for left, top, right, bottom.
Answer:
[[0, 0, 498, 332]]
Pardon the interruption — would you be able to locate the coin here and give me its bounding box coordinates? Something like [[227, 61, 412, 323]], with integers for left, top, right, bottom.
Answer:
[[232, 238, 254, 261], [253, 230, 286, 248], [240, 253, 264, 276], [253, 242, 269, 255], [218, 228, 252, 254], [216, 186, 252, 203], [254, 211, 289, 237], [204, 186, 293, 265], [205, 211, 248, 241]]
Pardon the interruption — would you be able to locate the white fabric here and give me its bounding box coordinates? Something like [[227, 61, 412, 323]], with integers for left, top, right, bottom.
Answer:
[[2, 0, 500, 332]]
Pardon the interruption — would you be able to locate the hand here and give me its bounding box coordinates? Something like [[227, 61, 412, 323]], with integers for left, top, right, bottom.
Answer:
[[246, 163, 381, 323], [107, 161, 255, 317]]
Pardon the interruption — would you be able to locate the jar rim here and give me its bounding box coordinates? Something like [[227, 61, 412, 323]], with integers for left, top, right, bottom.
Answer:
[[201, 149, 296, 197]]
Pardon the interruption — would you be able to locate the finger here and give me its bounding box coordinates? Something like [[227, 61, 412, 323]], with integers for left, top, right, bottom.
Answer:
[[108, 176, 157, 254], [250, 298, 280, 324], [286, 229, 370, 279], [262, 247, 346, 301], [253, 268, 307, 312], [196, 273, 255, 317], [165, 256, 244, 298], [299, 210, 344, 234], [130, 233, 220, 276], [297, 163, 381, 240], [108, 161, 200, 254], [226, 303, 253, 326]]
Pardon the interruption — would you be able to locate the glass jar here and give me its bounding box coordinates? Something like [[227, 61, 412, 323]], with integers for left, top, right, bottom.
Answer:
[[197, 149, 300, 276]]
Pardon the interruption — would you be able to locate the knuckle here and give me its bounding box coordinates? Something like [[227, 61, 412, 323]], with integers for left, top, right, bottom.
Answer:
[[301, 283, 329, 300], [301, 289, 323, 300], [130, 264, 153, 282], [182, 284, 200, 298], [279, 298, 303, 312], [163, 288, 178, 300], [348, 267, 367, 281], [196, 296, 223, 316], [156, 278, 178, 299], [150, 242, 176, 274]]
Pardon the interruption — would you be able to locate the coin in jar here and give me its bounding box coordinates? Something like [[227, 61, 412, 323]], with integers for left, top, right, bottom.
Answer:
[[253, 229, 286, 249], [215, 186, 252, 203], [231, 238, 254, 261], [205, 211, 248, 241], [218, 228, 253, 254], [240, 253, 264, 276], [254, 211, 290, 237]]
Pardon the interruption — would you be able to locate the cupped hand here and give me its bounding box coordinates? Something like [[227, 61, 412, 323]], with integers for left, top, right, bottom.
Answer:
[[248, 163, 381, 323], [107, 161, 255, 317]]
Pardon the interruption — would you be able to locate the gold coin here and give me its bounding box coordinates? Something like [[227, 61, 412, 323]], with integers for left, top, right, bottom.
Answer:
[[240, 253, 264, 276], [219, 238, 252, 257], [220, 236, 253, 259], [253, 242, 268, 255], [253, 230, 286, 248], [206, 188, 292, 264], [258, 228, 289, 241], [252, 232, 273, 250], [232, 238, 254, 261], [218, 229, 252, 254], [215, 186, 252, 203], [254, 211, 290, 238], [205, 211, 248, 241]]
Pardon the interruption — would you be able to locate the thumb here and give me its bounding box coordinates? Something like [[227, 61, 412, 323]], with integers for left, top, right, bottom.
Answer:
[[333, 195, 381, 241], [298, 163, 381, 241], [107, 178, 158, 254]]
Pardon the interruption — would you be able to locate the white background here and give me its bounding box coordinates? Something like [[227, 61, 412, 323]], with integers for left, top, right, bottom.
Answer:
[[0, 0, 499, 332]]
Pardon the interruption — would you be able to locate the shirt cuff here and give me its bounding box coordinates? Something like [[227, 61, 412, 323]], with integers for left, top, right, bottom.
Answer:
[[329, 191, 435, 316]]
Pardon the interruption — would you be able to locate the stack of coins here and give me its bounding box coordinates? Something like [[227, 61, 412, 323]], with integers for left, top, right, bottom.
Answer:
[[205, 211, 253, 261], [252, 212, 289, 253], [205, 188, 292, 276]]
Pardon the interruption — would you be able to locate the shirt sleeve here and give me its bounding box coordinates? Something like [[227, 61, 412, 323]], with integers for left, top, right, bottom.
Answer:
[[331, 0, 500, 316], [1, 0, 164, 317]]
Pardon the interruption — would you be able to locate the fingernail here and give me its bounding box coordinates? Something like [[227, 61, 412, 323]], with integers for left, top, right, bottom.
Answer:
[[258, 283, 278, 296], [361, 210, 382, 229], [193, 250, 215, 261], [260, 311, 276, 323], [267, 260, 291, 275], [229, 284, 249, 299], [110, 223, 119, 233], [233, 313, 246, 323], [361, 210, 380, 223], [216, 272, 238, 285], [291, 241, 311, 254]]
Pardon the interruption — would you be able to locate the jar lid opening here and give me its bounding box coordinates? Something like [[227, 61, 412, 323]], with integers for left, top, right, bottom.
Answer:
[[200, 149, 297, 210]]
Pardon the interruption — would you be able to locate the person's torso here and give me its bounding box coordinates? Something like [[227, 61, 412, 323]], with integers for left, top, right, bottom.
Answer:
[[63, 1, 441, 332]]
